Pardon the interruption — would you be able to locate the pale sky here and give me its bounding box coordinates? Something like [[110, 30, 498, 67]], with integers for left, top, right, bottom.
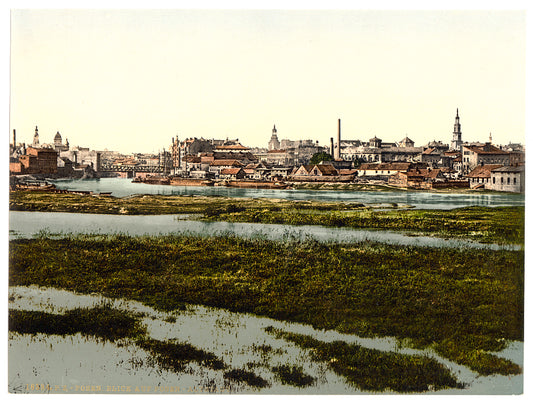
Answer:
[[9, 7, 527, 154]]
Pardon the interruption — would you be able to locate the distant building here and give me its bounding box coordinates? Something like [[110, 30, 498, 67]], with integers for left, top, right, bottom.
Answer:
[[32, 126, 40, 147], [380, 146, 423, 163], [486, 166, 525, 193], [268, 125, 280, 151], [220, 167, 246, 180], [420, 148, 454, 168], [388, 167, 447, 189], [260, 149, 295, 166], [10, 146, 58, 175], [397, 136, 415, 148], [461, 143, 510, 175], [357, 162, 413, 178], [464, 164, 503, 188], [60, 148, 101, 172], [213, 143, 250, 153], [450, 109, 462, 151], [53, 131, 70, 152], [293, 164, 338, 177], [425, 140, 449, 153], [208, 159, 244, 176]]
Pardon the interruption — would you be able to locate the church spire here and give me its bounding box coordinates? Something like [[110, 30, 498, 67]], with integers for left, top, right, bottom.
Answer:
[[33, 125, 40, 146], [451, 108, 462, 151], [268, 124, 280, 151]]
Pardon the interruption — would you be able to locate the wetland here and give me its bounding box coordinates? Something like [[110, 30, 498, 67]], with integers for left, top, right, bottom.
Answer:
[[8, 181, 525, 394]]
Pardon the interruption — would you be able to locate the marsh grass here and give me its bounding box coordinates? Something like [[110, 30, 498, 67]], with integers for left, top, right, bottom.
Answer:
[[223, 368, 270, 389], [8, 304, 144, 341], [8, 304, 272, 389], [213, 206, 524, 245], [271, 364, 316, 388], [266, 327, 463, 393], [10, 191, 524, 244], [136, 338, 226, 372], [9, 233, 523, 377]]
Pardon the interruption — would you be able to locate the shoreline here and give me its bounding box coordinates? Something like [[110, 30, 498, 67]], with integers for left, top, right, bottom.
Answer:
[[8, 190, 525, 245]]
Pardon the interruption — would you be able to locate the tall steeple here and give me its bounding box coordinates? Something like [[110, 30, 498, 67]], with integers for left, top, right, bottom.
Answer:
[[33, 126, 40, 147], [451, 109, 462, 151], [268, 124, 280, 151]]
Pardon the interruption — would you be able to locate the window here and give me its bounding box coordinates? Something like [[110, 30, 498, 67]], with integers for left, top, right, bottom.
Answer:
[[507, 177, 510, 184], [493, 177, 496, 184], [501, 177, 504, 184], [514, 178, 517, 185]]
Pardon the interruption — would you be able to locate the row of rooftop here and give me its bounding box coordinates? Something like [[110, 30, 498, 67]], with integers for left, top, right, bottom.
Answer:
[[8, 110, 525, 193]]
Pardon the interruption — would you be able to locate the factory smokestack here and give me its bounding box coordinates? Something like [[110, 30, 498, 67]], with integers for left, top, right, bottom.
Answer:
[[330, 137, 334, 157], [335, 118, 341, 160], [13, 129, 16, 147]]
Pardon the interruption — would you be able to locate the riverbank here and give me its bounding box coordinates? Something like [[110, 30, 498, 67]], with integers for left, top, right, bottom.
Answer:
[[9, 191, 525, 245], [9, 233, 523, 379]]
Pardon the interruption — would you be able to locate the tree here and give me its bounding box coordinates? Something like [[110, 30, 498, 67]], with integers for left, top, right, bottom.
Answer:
[[310, 152, 333, 165]]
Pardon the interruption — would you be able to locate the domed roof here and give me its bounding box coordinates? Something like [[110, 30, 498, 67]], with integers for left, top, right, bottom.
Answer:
[[54, 131, 62, 142]]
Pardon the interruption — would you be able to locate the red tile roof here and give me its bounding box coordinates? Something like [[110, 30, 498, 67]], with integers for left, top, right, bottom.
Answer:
[[210, 159, 243, 167], [221, 168, 244, 175], [315, 164, 338, 176], [215, 144, 249, 151], [463, 144, 509, 155], [465, 165, 503, 178]]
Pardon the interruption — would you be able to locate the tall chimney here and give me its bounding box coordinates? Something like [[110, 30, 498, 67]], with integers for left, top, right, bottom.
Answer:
[[330, 137, 334, 156], [13, 129, 16, 147], [335, 118, 341, 160]]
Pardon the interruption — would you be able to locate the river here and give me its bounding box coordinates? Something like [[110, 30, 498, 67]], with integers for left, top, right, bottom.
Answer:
[[48, 178, 525, 210], [8, 211, 521, 251]]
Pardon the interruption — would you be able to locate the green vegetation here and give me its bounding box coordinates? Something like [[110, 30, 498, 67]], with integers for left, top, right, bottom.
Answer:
[[9, 303, 144, 341], [9, 233, 523, 377], [9, 190, 373, 215], [136, 338, 226, 372], [9, 191, 524, 244], [223, 368, 270, 388], [266, 327, 463, 392], [207, 205, 524, 245], [9, 306, 271, 388], [271, 364, 316, 388], [309, 152, 333, 164]]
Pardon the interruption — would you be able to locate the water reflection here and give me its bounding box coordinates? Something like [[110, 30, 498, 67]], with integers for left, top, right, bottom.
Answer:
[[49, 178, 525, 210], [9, 211, 521, 251]]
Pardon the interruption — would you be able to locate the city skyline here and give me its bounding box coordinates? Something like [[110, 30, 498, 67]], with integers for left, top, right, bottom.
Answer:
[[10, 8, 526, 154]]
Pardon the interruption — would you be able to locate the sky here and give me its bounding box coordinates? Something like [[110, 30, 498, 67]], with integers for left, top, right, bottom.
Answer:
[[8, 5, 528, 154]]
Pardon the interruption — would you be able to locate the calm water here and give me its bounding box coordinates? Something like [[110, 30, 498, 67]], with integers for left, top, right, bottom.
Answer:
[[8, 286, 523, 394], [8, 211, 521, 251], [49, 178, 525, 210]]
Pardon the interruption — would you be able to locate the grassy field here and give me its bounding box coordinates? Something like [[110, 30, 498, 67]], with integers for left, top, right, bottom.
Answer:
[[9, 233, 523, 378], [9, 191, 524, 244]]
